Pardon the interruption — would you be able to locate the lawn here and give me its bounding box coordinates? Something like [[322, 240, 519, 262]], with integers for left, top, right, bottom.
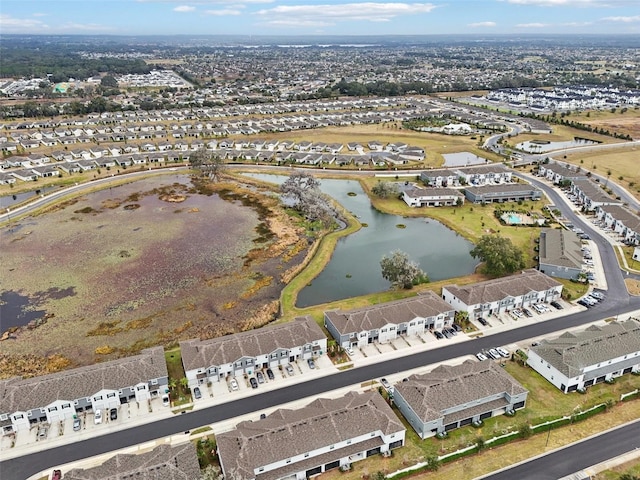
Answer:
[[554, 277, 589, 302], [594, 458, 640, 480], [567, 107, 640, 141], [165, 347, 192, 406], [505, 123, 622, 149]]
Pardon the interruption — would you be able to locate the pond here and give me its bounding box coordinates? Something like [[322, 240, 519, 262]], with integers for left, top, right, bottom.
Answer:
[[243, 173, 478, 307], [516, 138, 599, 153]]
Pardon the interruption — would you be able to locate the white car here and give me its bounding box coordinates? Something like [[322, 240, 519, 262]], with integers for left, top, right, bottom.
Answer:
[[488, 349, 501, 360], [162, 394, 170, 407], [345, 346, 355, 357], [476, 353, 488, 361], [94, 409, 103, 425], [229, 378, 239, 391], [496, 347, 510, 358]]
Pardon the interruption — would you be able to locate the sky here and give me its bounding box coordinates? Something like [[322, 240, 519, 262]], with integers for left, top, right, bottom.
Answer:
[[1, 0, 639, 36]]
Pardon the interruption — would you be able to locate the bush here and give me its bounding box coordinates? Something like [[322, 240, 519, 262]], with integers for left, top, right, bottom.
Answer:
[[572, 404, 606, 423]]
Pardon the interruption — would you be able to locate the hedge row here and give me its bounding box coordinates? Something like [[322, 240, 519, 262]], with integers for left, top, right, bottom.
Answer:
[[440, 446, 480, 465], [621, 391, 640, 402], [572, 404, 606, 422], [531, 417, 572, 434], [486, 432, 520, 448]]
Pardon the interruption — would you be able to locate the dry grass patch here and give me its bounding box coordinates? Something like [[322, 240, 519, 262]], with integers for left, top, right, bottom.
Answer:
[[507, 123, 621, 147], [625, 279, 640, 296], [567, 108, 640, 140]]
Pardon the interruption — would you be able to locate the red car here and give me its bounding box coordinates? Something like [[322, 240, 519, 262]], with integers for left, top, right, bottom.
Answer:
[[52, 470, 62, 480]]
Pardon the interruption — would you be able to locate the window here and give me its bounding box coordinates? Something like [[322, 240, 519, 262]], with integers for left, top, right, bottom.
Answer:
[[151, 379, 158, 385]]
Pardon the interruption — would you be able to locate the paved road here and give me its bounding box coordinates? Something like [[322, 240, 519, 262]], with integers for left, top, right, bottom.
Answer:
[[4, 294, 640, 479], [481, 419, 640, 480]]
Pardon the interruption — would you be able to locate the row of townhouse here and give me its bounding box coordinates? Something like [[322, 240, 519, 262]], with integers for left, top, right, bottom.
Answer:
[[420, 163, 513, 188], [595, 204, 640, 246], [537, 228, 584, 280], [402, 183, 542, 208], [180, 316, 327, 387], [527, 319, 640, 393], [538, 162, 588, 185], [442, 269, 563, 321], [0, 347, 168, 434], [570, 178, 623, 212]]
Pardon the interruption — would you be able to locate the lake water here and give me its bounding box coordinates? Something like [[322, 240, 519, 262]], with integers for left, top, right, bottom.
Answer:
[[243, 173, 478, 307], [516, 138, 598, 153]]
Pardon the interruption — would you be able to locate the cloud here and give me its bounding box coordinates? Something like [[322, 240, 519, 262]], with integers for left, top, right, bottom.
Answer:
[[173, 5, 196, 12], [505, 0, 602, 5], [0, 14, 49, 32], [516, 22, 549, 27], [205, 8, 243, 15], [602, 15, 640, 23], [255, 2, 437, 25], [138, 0, 273, 3], [560, 21, 593, 26], [468, 21, 496, 27]]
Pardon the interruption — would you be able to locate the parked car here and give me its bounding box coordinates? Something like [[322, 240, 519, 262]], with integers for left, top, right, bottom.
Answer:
[[452, 323, 462, 333], [522, 308, 533, 318], [37, 425, 48, 440], [578, 299, 591, 308], [193, 387, 202, 399], [249, 377, 258, 389], [285, 364, 295, 376], [345, 346, 355, 357], [550, 301, 563, 310], [162, 394, 170, 406], [260, 413, 266, 420], [433, 330, 444, 339], [445, 327, 457, 336], [73, 418, 82, 432], [478, 318, 489, 327], [266, 368, 275, 380], [110, 408, 118, 421], [229, 378, 239, 391], [488, 348, 501, 360], [52, 470, 62, 480], [94, 409, 102, 425], [476, 353, 488, 361], [590, 291, 605, 300], [307, 358, 316, 370], [442, 329, 452, 339], [380, 378, 392, 392], [256, 371, 265, 384], [496, 347, 510, 358]]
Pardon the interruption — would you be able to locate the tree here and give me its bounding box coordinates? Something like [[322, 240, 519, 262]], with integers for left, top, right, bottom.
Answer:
[[190, 148, 225, 182], [371, 180, 399, 199], [100, 75, 118, 88], [280, 171, 334, 227], [380, 250, 427, 289], [470, 235, 525, 277]]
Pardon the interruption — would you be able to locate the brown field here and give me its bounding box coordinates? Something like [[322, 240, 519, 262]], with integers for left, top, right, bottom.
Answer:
[[0, 174, 308, 375], [567, 108, 640, 140], [507, 124, 623, 148]]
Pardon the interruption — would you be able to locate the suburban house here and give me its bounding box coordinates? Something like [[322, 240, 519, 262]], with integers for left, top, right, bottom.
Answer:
[[394, 361, 528, 438], [527, 319, 640, 393], [538, 228, 583, 280], [0, 347, 168, 433], [324, 291, 455, 348], [457, 163, 513, 185], [442, 269, 563, 321], [420, 168, 460, 187], [216, 391, 406, 480], [538, 163, 588, 184], [180, 316, 326, 387], [570, 179, 623, 212], [595, 204, 640, 245], [402, 187, 464, 207], [63, 444, 200, 480], [463, 183, 542, 204]]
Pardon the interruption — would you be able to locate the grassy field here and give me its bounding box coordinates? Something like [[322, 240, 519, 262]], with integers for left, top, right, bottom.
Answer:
[[165, 347, 192, 406], [506, 123, 623, 149], [554, 277, 589, 302], [567, 108, 640, 140], [594, 458, 640, 480]]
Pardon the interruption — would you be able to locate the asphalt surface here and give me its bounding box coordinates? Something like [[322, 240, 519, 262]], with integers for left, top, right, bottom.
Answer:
[[482, 419, 640, 480]]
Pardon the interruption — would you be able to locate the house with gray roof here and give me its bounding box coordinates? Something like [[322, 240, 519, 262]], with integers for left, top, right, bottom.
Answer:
[[456, 163, 513, 186], [394, 361, 528, 438], [180, 316, 326, 387], [420, 168, 460, 187], [0, 347, 167, 433], [63, 444, 200, 480], [442, 269, 562, 321], [464, 183, 542, 204], [570, 179, 623, 212], [402, 187, 463, 207], [217, 391, 405, 480], [538, 228, 583, 280], [596, 204, 640, 246], [527, 319, 640, 393], [324, 291, 455, 348], [538, 163, 587, 185]]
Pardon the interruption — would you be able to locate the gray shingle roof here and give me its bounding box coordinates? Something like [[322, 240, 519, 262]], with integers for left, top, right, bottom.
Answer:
[[573, 179, 619, 204], [217, 391, 404, 480], [180, 316, 325, 372], [63, 444, 200, 480], [394, 360, 527, 423], [443, 269, 561, 306], [539, 228, 583, 269], [599, 204, 640, 233], [530, 319, 640, 378], [0, 347, 167, 414], [324, 291, 454, 335], [404, 187, 463, 199], [464, 183, 540, 195]]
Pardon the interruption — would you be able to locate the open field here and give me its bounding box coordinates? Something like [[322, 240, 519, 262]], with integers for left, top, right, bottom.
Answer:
[[562, 145, 640, 201], [507, 123, 623, 149], [567, 108, 640, 140], [594, 457, 640, 480]]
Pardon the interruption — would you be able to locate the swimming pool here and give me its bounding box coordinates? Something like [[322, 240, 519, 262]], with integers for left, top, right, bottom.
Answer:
[[507, 214, 521, 224]]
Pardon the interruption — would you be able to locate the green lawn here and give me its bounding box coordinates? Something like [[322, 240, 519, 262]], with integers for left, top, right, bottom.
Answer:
[[164, 347, 192, 406]]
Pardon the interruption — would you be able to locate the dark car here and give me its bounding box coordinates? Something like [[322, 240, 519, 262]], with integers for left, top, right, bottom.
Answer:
[[266, 368, 275, 380], [522, 308, 533, 318], [478, 318, 489, 327], [550, 301, 563, 310], [307, 358, 316, 369], [452, 323, 462, 333], [442, 329, 452, 339], [256, 371, 265, 384], [578, 299, 591, 308], [193, 387, 202, 399], [249, 377, 258, 389], [110, 408, 118, 421], [260, 413, 266, 420], [433, 330, 444, 339]]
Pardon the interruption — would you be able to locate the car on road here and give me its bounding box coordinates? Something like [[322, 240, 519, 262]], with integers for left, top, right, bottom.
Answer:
[[249, 377, 258, 389], [229, 378, 239, 391], [266, 368, 275, 380], [73, 418, 82, 432], [488, 348, 501, 360], [94, 409, 102, 425], [496, 347, 510, 358], [345, 346, 355, 357], [550, 301, 563, 310], [256, 371, 265, 384], [307, 358, 316, 370], [285, 364, 295, 376], [193, 387, 202, 399], [110, 408, 118, 421], [476, 353, 488, 361]]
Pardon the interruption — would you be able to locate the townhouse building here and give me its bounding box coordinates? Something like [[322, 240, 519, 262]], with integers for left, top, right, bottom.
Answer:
[[394, 361, 528, 438], [463, 183, 542, 204], [527, 319, 640, 393], [0, 347, 168, 433], [324, 291, 455, 348], [217, 392, 405, 480], [538, 228, 584, 280], [402, 187, 464, 207], [442, 269, 563, 321], [595, 204, 640, 245], [538, 163, 588, 185], [180, 316, 326, 387], [570, 179, 623, 212]]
